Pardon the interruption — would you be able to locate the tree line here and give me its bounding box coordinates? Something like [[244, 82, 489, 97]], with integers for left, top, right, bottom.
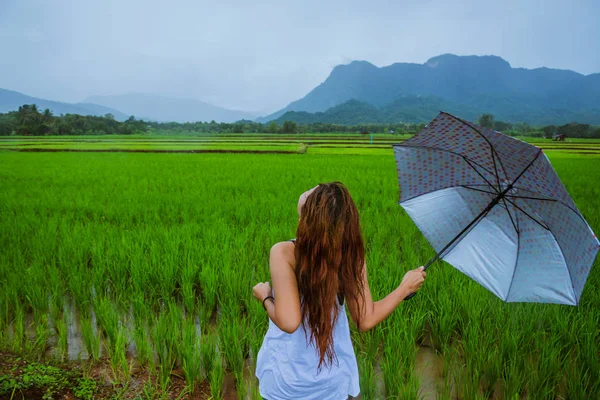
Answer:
[[0, 105, 148, 136], [477, 114, 600, 139], [0, 106, 426, 136], [1, 105, 598, 138], [149, 119, 426, 135]]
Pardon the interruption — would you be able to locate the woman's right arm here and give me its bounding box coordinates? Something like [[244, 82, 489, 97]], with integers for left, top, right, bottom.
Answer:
[[348, 263, 426, 332]]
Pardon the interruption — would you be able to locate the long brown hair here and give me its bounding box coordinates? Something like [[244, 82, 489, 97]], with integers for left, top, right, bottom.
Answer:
[[294, 182, 365, 368]]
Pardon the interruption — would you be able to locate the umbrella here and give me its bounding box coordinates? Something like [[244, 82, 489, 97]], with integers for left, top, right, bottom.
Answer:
[[393, 112, 599, 305]]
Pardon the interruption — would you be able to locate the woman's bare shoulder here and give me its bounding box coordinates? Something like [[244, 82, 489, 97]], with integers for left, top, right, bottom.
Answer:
[[270, 241, 296, 269]]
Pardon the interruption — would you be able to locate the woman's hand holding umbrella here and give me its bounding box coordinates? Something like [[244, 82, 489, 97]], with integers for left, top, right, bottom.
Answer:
[[400, 266, 427, 299]]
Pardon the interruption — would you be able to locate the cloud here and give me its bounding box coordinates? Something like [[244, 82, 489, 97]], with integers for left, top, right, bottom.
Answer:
[[0, 0, 598, 114]]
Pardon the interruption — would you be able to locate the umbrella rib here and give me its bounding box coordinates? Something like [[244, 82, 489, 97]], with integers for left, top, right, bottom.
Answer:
[[460, 185, 497, 195], [401, 186, 477, 203], [548, 229, 578, 304], [508, 149, 542, 186], [462, 157, 499, 193], [462, 186, 515, 223], [506, 192, 555, 202], [401, 183, 499, 204], [505, 192, 586, 226], [505, 212, 521, 301], [501, 198, 519, 234], [441, 111, 510, 186], [395, 143, 496, 177], [504, 198, 550, 231], [490, 146, 503, 193]]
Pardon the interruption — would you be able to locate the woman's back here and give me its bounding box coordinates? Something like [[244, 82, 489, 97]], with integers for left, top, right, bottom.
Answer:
[[255, 299, 360, 400], [256, 238, 360, 399], [252, 183, 426, 399]]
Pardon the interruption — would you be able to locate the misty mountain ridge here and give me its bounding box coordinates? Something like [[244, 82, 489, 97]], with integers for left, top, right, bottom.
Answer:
[[273, 96, 600, 126], [84, 93, 258, 123], [3, 53, 599, 126], [273, 97, 480, 125], [0, 88, 128, 121], [0, 89, 260, 124], [262, 54, 600, 125]]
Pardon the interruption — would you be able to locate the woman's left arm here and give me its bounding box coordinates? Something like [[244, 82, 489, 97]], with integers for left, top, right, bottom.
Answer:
[[253, 241, 301, 333]]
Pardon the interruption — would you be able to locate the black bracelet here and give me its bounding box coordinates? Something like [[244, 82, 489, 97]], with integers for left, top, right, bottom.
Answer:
[[262, 295, 274, 310]]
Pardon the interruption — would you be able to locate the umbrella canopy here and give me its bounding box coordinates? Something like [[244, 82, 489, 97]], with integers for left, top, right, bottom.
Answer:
[[393, 112, 599, 305]]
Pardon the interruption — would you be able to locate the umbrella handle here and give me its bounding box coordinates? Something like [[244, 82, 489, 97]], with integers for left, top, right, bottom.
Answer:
[[402, 257, 436, 301], [404, 292, 417, 300]]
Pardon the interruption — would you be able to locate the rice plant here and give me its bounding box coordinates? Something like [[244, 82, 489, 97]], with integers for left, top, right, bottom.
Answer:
[[80, 314, 101, 361], [180, 316, 202, 392], [200, 333, 218, 380], [210, 354, 225, 400], [0, 142, 599, 398]]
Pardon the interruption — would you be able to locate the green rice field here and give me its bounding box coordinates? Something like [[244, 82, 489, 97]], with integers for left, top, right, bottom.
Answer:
[[0, 134, 599, 399], [2, 134, 600, 155]]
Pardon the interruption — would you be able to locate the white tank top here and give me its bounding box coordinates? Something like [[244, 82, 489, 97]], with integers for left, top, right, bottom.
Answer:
[[255, 255, 360, 400]]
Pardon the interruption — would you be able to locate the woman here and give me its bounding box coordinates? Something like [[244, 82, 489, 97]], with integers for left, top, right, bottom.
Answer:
[[253, 182, 426, 400]]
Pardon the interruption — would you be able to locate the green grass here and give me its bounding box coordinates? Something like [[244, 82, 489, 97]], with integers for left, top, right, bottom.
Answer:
[[0, 142, 302, 152], [1, 135, 598, 157], [0, 139, 599, 397]]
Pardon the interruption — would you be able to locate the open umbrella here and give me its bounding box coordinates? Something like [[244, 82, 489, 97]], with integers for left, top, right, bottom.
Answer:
[[393, 112, 599, 305]]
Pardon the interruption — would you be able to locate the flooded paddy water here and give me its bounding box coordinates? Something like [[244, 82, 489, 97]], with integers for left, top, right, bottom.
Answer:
[[2, 299, 459, 399]]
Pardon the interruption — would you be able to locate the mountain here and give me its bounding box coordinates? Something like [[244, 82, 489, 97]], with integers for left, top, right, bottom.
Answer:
[[273, 96, 600, 126], [0, 88, 128, 120], [273, 97, 481, 125], [84, 93, 258, 123], [262, 54, 600, 125]]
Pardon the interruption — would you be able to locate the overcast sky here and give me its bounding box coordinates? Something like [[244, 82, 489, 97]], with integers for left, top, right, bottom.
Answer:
[[1, 0, 598, 113]]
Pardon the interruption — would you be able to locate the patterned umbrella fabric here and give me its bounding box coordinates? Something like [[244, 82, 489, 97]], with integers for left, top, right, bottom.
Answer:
[[393, 112, 599, 305]]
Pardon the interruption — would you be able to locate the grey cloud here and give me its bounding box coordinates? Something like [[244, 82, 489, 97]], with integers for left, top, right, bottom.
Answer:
[[0, 0, 598, 114]]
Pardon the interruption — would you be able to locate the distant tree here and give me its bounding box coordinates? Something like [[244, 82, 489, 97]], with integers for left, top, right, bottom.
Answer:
[[105, 113, 115, 120], [17, 104, 45, 135], [478, 114, 495, 129], [513, 122, 531, 134], [557, 123, 590, 138], [40, 108, 55, 135], [493, 121, 512, 132], [1, 107, 151, 136], [266, 121, 279, 134], [281, 120, 298, 134], [0, 112, 18, 136], [231, 123, 244, 133], [118, 116, 143, 135]]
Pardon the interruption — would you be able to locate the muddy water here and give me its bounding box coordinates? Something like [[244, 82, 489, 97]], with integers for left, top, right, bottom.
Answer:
[[415, 346, 444, 400], [66, 299, 89, 361], [219, 347, 448, 400], [222, 354, 257, 400], [5, 305, 450, 398], [222, 373, 238, 400]]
